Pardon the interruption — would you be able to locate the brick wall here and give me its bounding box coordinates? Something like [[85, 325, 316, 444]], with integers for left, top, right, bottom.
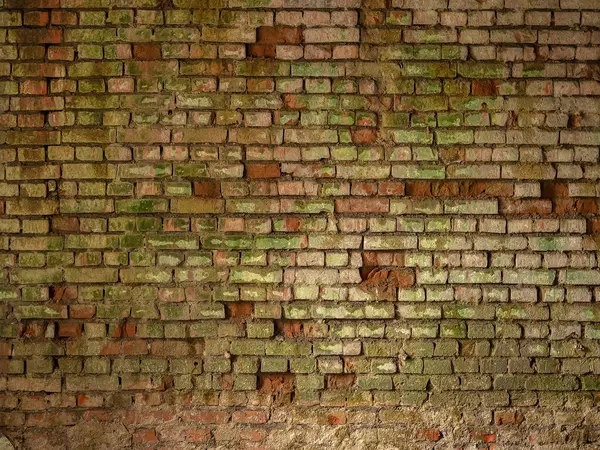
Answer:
[[1, 0, 600, 448]]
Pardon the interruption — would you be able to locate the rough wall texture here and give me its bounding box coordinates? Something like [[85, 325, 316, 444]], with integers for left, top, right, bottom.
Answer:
[[0, 0, 600, 448]]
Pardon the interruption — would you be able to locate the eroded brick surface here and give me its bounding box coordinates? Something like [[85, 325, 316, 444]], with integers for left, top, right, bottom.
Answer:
[[0, 0, 600, 448]]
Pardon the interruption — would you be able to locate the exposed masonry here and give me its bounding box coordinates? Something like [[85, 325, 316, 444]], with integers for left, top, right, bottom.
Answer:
[[1, 0, 600, 448]]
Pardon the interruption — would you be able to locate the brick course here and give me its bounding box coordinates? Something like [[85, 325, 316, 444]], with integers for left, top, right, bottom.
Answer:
[[0, 0, 600, 448]]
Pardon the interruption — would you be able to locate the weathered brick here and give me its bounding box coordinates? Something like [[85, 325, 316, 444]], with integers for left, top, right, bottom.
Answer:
[[6, 199, 58, 216], [171, 199, 224, 214]]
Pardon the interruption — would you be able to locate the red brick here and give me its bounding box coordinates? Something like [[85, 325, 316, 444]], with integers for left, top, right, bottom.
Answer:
[[472, 80, 498, 95], [51, 10, 77, 25], [248, 44, 276, 58], [11, 29, 62, 44], [247, 79, 275, 93], [406, 181, 432, 197], [111, 322, 136, 338], [226, 303, 253, 319], [220, 217, 244, 232], [351, 128, 378, 144], [24, 11, 49, 26], [257, 26, 303, 45], [433, 182, 460, 197], [378, 181, 405, 196], [278, 181, 304, 195], [193, 181, 221, 197], [133, 44, 162, 60], [554, 199, 599, 215], [351, 182, 377, 196], [421, 428, 442, 442], [58, 323, 82, 338], [70, 305, 96, 319], [18, 114, 45, 128], [246, 163, 281, 179]]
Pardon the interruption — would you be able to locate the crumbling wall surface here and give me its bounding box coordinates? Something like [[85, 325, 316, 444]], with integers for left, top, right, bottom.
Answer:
[[1, 0, 600, 448]]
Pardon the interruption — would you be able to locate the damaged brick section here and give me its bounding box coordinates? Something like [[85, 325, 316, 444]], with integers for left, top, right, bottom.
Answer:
[[359, 266, 415, 299]]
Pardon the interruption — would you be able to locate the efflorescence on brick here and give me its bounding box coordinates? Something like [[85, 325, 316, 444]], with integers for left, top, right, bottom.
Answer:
[[0, 0, 599, 448]]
